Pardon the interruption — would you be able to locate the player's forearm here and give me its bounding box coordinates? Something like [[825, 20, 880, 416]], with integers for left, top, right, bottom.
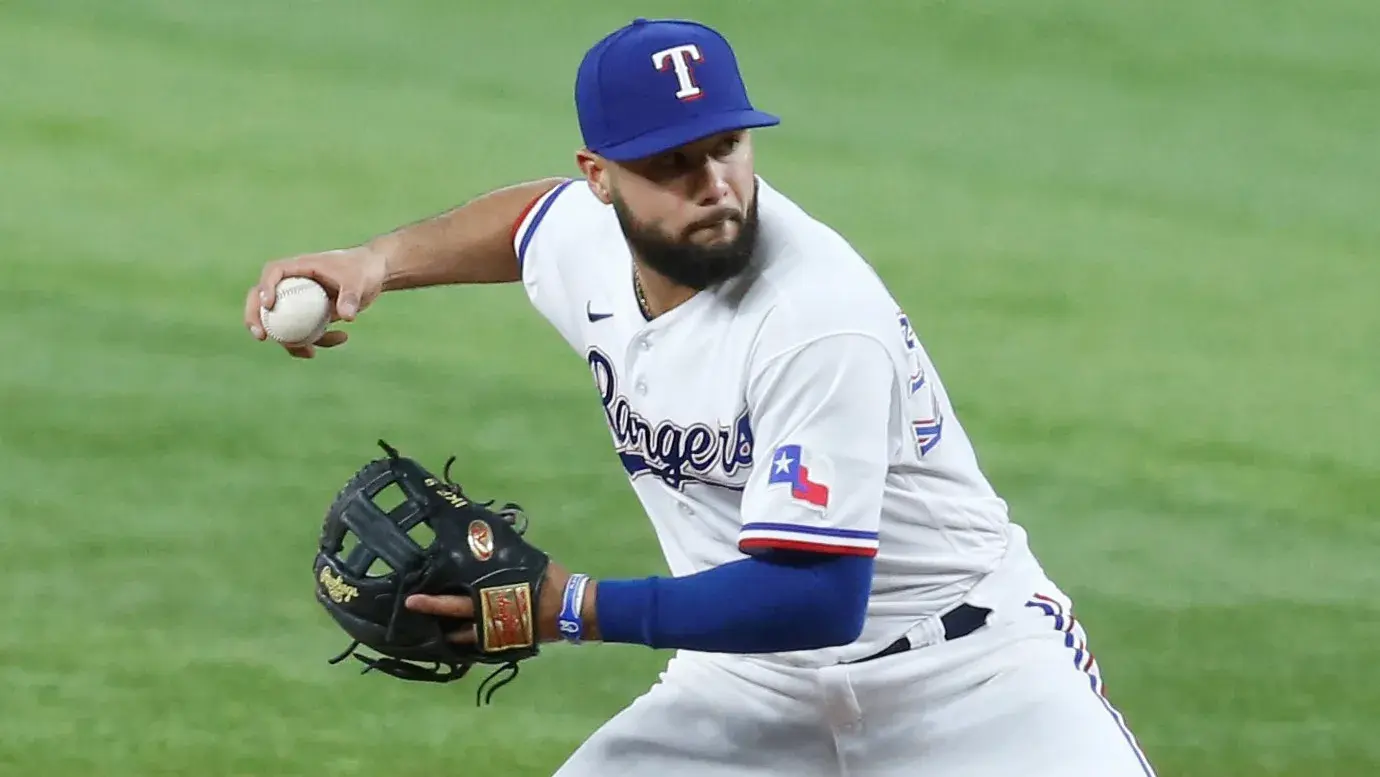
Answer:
[[368, 178, 568, 290], [579, 553, 873, 653]]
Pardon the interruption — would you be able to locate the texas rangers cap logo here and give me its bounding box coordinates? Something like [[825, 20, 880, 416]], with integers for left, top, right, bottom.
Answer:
[[651, 43, 706, 101], [767, 444, 829, 509]]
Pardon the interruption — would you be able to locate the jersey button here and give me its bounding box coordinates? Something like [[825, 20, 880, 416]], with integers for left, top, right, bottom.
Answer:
[[635, 380, 649, 395], [678, 503, 694, 516]]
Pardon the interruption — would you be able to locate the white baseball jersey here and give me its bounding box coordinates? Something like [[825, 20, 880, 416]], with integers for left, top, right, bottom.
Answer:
[[515, 176, 1014, 664]]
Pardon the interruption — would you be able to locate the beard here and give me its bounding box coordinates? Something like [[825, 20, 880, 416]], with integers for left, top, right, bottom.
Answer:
[[611, 187, 761, 291]]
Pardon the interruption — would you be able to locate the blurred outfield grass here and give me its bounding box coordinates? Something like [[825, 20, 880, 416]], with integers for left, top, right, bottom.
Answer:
[[1, 1, 1377, 775]]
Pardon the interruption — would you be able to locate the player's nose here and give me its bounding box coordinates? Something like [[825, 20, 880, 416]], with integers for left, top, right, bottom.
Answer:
[[693, 157, 734, 208]]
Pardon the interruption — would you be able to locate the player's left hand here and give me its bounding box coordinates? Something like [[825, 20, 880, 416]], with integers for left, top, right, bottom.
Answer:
[[314, 440, 557, 704], [405, 562, 580, 644]]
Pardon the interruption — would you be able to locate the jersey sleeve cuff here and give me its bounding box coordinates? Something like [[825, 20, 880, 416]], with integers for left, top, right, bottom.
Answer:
[[737, 522, 879, 557]]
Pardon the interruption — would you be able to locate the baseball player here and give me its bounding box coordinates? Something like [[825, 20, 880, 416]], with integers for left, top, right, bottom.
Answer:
[[245, 17, 1157, 776]]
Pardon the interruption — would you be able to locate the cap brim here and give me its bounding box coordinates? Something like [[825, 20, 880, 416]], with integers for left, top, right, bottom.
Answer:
[[595, 109, 781, 162]]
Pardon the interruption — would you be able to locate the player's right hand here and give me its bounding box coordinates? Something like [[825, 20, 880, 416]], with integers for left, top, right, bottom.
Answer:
[[244, 245, 388, 359]]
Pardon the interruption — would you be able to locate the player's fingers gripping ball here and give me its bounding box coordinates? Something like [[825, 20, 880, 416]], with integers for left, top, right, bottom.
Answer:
[[260, 277, 332, 346], [314, 440, 551, 705]]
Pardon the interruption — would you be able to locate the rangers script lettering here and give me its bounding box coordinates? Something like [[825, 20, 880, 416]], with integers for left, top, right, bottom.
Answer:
[[589, 347, 753, 490]]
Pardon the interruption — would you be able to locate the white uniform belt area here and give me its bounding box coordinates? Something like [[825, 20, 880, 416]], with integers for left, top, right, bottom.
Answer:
[[846, 602, 993, 664]]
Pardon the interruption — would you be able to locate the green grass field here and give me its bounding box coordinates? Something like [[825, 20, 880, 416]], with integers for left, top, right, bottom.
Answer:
[[2, 1, 1377, 774]]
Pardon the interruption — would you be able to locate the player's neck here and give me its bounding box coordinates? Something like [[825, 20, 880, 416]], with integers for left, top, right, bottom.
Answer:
[[632, 261, 697, 320]]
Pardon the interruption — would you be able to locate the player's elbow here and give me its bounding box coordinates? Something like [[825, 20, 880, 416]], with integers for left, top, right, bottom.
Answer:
[[813, 555, 872, 646], [806, 609, 867, 649], [773, 552, 873, 649]]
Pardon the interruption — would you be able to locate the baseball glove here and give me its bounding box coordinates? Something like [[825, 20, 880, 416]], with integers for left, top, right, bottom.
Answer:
[[313, 440, 550, 705]]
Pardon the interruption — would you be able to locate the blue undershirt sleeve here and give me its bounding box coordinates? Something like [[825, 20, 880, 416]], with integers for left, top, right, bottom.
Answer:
[[594, 551, 874, 653]]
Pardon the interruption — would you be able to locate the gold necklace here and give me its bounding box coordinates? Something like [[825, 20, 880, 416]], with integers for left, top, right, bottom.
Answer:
[[632, 265, 653, 319]]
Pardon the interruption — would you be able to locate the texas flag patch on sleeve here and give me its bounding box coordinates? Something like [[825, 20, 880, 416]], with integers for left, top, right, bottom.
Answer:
[[766, 444, 830, 509], [740, 444, 878, 557]]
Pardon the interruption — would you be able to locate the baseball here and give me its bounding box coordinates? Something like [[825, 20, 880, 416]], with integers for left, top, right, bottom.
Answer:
[[260, 277, 332, 346]]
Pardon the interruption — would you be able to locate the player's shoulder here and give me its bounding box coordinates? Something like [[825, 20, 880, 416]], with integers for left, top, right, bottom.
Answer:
[[519, 177, 607, 224], [514, 178, 617, 265], [738, 179, 903, 355]]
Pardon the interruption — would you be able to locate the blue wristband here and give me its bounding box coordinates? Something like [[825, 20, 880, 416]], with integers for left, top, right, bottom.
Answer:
[[558, 574, 591, 643]]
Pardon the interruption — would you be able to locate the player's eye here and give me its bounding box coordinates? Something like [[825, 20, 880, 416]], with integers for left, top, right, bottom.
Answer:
[[650, 151, 690, 174]]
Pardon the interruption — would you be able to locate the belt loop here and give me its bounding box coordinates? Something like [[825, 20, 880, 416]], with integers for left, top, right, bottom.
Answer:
[[909, 612, 947, 650]]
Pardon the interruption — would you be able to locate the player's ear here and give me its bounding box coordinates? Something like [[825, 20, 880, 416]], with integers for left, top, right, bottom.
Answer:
[[576, 149, 613, 205]]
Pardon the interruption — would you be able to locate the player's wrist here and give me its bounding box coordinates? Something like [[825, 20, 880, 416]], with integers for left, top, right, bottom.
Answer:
[[364, 236, 404, 292], [539, 564, 601, 644], [579, 579, 601, 642], [556, 573, 595, 644]]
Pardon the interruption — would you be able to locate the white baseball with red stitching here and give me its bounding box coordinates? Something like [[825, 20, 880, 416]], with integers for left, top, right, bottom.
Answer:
[[260, 277, 331, 346]]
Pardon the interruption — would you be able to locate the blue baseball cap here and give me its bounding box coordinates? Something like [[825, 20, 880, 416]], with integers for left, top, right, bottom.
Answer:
[[575, 18, 780, 162]]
